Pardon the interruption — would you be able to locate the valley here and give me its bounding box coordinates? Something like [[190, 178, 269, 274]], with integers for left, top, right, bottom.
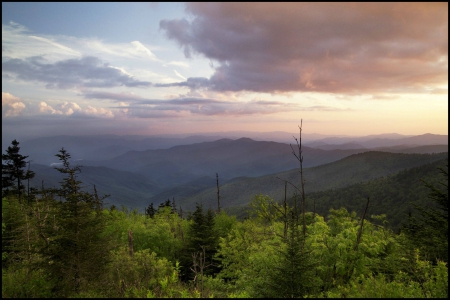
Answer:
[[21, 132, 447, 215]]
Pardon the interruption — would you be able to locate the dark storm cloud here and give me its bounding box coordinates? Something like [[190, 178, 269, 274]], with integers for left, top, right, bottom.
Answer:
[[2, 56, 152, 89], [159, 3, 448, 94]]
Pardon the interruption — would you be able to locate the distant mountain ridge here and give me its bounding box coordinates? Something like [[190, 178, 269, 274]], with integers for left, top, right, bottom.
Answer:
[[7, 132, 446, 167], [80, 138, 374, 189], [305, 133, 447, 149], [28, 163, 161, 208], [169, 151, 448, 212], [5, 132, 447, 211]]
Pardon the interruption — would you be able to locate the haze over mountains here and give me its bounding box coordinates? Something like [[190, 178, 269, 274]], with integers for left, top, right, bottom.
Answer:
[[10, 131, 447, 211], [173, 151, 448, 212]]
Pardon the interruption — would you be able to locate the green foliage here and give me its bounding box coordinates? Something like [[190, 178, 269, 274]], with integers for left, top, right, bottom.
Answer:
[[303, 158, 448, 231], [180, 152, 448, 211], [31, 148, 112, 297], [179, 203, 219, 282], [249, 193, 284, 224], [326, 253, 448, 298], [105, 248, 174, 297], [402, 164, 448, 263], [216, 214, 284, 297], [2, 138, 448, 298], [2, 265, 52, 298], [267, 211, 320, 298]]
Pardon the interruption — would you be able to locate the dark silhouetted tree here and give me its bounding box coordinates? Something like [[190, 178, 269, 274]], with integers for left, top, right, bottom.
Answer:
[[2, 139, 35, 199], [145, 202, 156, 218]]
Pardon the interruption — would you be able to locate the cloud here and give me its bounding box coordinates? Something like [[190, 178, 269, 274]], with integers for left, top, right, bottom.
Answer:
[[38, 101, 81, 115], [155, 77, 210, 89], [2, 92, 26, 117], [82, 91, 145, 102], [38, 101, 58, 114], [83, 90, 344, 117], [2, 22, 81, 61], [83, 105, 114, 118], [174, 70, 187, 80], [2, 94, 111, 118], [28, 35, 81, 57], [160, 3, 448, 94], [131, 41, 159, 61], [166, 61, 190, 68], [2, 56, 152, 89]]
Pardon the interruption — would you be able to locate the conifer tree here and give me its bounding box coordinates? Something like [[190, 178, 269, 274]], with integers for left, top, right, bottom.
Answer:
[[266, 209, 318, 298], [40, 148, 110, 297], [145, 202, 156, 218], [2, 139, 35, 199], [179, 203, 218, 281]]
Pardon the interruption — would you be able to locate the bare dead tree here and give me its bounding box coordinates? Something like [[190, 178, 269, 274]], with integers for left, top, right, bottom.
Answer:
[[284, 181, 287, 238], [290, 120, 307, 238], [354, 197, 370, 251], [27, 160, 32, 198], [128, 229, 134, 257], [190, 246, 213, 297], [216, 173, 221, 213]]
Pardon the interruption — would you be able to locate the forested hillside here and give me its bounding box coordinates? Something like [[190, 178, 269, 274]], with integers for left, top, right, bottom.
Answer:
[[2, 139, 448, 298], [290, 158, 449, 231], [80, 138, 370, 188], [174, 151, 448, 211]]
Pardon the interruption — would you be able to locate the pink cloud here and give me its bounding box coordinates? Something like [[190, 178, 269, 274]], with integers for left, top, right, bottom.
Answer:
[[2, 92, 26, 117], [160, 3, 447, 94]]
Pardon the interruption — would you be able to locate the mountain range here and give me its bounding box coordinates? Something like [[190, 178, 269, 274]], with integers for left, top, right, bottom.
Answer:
[[164, 151, 448, 212], [20, 132, 447, 211]]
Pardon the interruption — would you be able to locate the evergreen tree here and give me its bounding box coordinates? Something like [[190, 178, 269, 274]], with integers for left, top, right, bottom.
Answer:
[[266, 209, 318, 298], [2, 139, 35, 199], [145, 202, 156, 218], [402, 164, 448, 263], [179, 204, 218, 282], [39, 148, 111, 297], [158, 199, 172, 212]]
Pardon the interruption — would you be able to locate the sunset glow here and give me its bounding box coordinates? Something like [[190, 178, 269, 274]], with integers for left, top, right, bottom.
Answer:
[[2, 2, 448, 142]]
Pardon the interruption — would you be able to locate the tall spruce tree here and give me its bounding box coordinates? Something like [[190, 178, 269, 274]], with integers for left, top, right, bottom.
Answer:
[[40, 148, 110, 297], [266, 209, 318, 298], [2, 139, 35, 199], [179, 204, 218, 282]]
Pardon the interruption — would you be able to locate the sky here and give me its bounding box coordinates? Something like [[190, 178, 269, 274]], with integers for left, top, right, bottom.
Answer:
[[2, 2, 448, 142]]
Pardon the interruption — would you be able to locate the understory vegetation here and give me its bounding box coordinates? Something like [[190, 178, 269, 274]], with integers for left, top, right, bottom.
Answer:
[[2, 138, 448, 298]]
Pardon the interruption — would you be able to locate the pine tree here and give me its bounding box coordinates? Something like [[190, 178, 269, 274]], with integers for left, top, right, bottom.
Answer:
[[179, 204, 218, 282], [145, 202, 156, 218], [266, 209, 318, 298], [2, 139, 35, 199], [40, 148, 110, 296]]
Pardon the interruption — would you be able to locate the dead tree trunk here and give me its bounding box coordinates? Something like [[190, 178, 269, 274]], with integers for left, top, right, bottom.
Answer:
[[216, 173, 221, 213], [128, 229, 134, 257], [290, 120, 306, 238]]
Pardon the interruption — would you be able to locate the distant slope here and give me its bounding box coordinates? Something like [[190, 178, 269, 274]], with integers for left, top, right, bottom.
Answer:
[[29, 164, 161, 208], [175, 151, 448, 211], [83, 138, 371, 189], [376, 144, 448, 154], [148, 176, 217, 207], [16, 134, 228, 165], [302, 158, 448, 231], [306, 133, 447, 149]]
